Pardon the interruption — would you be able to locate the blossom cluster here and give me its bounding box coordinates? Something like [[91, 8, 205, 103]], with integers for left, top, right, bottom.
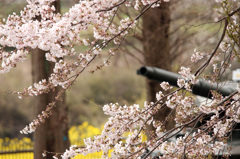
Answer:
[[61, 103, 148, 159], [157, 131, 226, 158], [177, 66, 199, 91], [160, 81, 173, 90], [20, 101, 56, 134], [191, 49, 205, 63]]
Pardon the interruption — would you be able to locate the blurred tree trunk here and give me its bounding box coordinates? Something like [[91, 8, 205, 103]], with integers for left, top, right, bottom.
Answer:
[[32, 1, 70, 159], [142, 1, 174, 132]]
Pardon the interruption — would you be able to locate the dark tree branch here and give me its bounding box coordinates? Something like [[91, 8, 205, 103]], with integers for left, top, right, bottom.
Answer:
[[195, 19, 228, 76]]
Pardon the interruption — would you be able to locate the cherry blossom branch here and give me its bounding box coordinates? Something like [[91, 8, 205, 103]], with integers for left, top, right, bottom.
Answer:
[[195, 6, 240, 77], [217, 6, 240, 22], [195, 19, 228, 76], [96, 0, 127, 13]]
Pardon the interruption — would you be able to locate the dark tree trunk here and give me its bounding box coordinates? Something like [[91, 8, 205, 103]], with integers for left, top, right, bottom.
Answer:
[[32, 1, 70, 159], [142, 1, 174, 132]]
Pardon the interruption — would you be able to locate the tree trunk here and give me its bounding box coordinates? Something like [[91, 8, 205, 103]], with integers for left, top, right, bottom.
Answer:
[[32, 1, 70, 159], [142, 1, 174, 132]]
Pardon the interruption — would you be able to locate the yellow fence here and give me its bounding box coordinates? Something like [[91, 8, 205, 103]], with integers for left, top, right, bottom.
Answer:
[[0, 151, 105, 159], [0, 122, 105, 159], [0, 137, 109, 159], [0, 122, 146, 159]]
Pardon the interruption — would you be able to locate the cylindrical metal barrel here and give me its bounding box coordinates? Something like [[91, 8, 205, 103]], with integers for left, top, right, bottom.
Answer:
[[137, 66, 237, 98]]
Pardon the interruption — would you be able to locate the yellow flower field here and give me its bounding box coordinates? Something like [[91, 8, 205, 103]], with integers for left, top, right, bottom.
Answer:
[[0, 122, 146, 159], [0, 122, 109, 159]]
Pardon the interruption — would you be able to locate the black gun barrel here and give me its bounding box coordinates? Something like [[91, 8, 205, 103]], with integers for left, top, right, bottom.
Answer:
[[137, 66, 237, 99]]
